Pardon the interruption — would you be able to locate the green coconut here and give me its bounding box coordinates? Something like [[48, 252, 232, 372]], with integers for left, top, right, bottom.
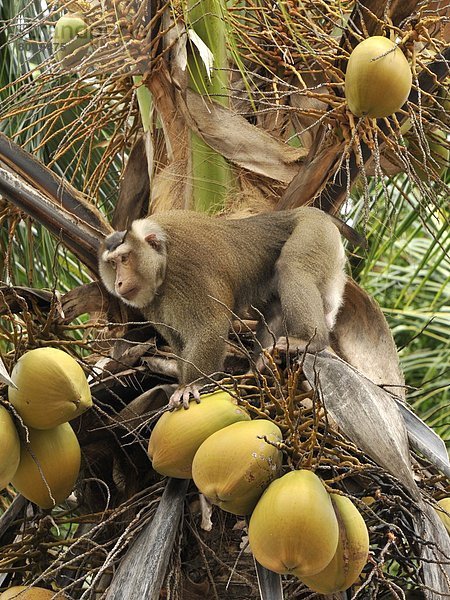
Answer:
[[300, 494, 369, 593], [148, 389, 251, 479], [192, 419, 282, 515], [248, 470, 339, 576], [53, 13, 91, 67], [0, 404, 20, 489], [345, 36, 412, 118], [8, 347, 92, 430], [11, 422, 81, 509]]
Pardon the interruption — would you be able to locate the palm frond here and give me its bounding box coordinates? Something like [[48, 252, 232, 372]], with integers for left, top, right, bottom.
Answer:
[[353, 176, 449, 440]]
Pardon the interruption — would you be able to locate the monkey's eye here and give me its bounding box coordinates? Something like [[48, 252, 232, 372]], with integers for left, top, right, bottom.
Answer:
[[108, 259, 117, 270], [120, 253, 129, 264]]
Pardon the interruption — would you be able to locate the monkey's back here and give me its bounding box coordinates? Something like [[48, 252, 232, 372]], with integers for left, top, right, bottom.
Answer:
[[153, 209, 296, 290], [150, 208, 335, 318]]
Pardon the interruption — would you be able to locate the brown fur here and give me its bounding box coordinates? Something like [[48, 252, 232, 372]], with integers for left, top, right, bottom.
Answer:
[[99, 208, 347, 392]]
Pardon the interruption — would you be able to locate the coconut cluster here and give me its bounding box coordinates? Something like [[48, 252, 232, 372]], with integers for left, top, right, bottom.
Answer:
[[148, 390, 252, 479], [1, 348, 92, 509], [147, 390, 371, 593], [148, 390, 283, 514], [249, 471, 370, 593], [344, 36, 449, 183]]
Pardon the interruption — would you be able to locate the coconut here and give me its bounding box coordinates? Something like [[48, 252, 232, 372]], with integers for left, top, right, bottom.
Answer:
[[248, 470, 339, 576], [436, 498, 450, 534], [300, 494, 369, 593], [8, 347, 92, 430], [0, 405, 20, 490], [11, 423, 81, 509], [53, 13, 91, 67], [345, 36, 412, 118], [0, 587, 65, 599], [192, 419, 282, 515], [148, 389, 251, 479]]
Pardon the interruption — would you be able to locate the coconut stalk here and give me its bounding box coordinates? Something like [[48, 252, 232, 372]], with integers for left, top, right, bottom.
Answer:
[[186, 0, 234, 213], [133, 76, 153, 134], [279, 45, 450, 212]]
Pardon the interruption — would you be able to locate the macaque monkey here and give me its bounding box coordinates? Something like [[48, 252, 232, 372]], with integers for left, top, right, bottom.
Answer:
[[99, 208, 360, 407]]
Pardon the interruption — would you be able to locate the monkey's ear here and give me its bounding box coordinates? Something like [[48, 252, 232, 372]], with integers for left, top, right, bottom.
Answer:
[[145, 233, 163, 252], [132, 219, 166, 252]]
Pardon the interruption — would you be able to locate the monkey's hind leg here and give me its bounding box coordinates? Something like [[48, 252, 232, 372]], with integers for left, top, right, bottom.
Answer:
[[274, 213, 346, 353], [275, 265, 331, 353], [322, 271, 347, 331]]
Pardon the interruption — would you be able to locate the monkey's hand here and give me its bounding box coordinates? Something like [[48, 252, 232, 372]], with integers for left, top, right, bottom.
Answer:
[[168, 383, 201, 410]]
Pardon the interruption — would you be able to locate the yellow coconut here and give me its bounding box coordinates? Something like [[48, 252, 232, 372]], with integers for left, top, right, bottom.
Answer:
[[0, 587, 65, 599], [345, 36, 412, 118], [435, 498, 450, 534], [0, 405, 20, 490], [148, 389, 251, 479], [53, 13, 91, 67], [248, 470, 339, 576], [11, 423, 81, 509], [300, 494, 369, 593], [8, 347, 92, 430], [192, 419, 282, 515]]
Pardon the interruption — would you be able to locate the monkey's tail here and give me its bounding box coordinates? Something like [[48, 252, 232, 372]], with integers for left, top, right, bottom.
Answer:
[[328, 215, 367, 249]]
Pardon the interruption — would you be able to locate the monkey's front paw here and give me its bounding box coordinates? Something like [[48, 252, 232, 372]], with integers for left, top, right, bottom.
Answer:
[[168, 384, 201, 410]]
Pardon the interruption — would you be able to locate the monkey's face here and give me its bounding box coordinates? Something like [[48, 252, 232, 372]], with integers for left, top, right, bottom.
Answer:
[[99, 220, 167, 309]]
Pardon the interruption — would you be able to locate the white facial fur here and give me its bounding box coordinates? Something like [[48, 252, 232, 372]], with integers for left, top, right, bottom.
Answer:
[[99, 219, 167, 310]]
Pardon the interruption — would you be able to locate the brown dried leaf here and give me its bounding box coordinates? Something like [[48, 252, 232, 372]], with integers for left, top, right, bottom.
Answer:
[[113, 136, 150, 229], [0, 285, 52, 315], [277, 135, 345, 210], [332, 279, 405, 398], [60, 282, 108, 323], [183, 90, 306, 182], [151, 159, 191, 213]]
